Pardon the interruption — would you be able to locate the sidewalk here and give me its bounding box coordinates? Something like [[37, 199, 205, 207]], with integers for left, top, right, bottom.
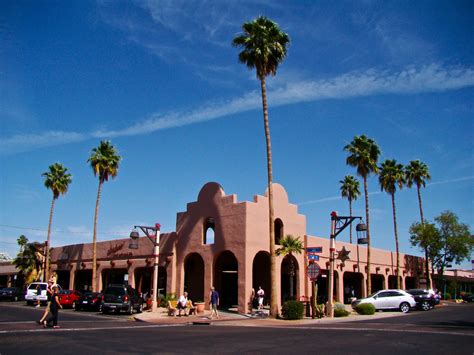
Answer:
[[133, 305, 414, 327]]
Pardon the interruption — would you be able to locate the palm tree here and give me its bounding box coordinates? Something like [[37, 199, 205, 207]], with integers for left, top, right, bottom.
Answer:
[[344, 135, 380, 295], [275, 235, 304, 300], [88, 140, 121, 292], [13, 236, 43, 284], [42, 163, 72, 282], [405, 160, 431, 288], [339, 175, 361, 244], [378, 159, 405, 289], [233, 16, 290, 317]]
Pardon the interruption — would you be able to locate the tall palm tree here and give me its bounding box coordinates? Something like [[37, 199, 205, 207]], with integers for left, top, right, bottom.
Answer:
[[42, 163, 72, 282], [378, 159, 405, 289], [344, 135, 380, 295], [88, 140, 121, 292], [233, 16, 289, 317], [275, 235, 304, 300], [339, 175, 361, 244], [405, 160, 431, 288]]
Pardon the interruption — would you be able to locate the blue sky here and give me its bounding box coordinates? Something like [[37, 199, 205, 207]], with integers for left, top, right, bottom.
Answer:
[[1, 1, 473, 269]]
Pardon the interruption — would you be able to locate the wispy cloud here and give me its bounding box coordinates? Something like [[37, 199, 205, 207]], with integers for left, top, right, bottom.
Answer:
[[2, 64, 473, 154], [427, 176, 474, 187]]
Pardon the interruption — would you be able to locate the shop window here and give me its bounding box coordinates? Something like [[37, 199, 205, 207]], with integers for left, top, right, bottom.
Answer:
[[203, 217, 215, 245], [275, 218, 284, 245]]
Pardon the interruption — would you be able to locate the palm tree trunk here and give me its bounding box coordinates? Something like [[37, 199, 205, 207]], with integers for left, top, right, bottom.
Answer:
[[417, 185, 431, 288], [391, 192, 400, 289], [92, 179, 103, 292], [260, 76, 277, 317], [349, 199, 353, 244], [45, 196, 55, 282], [364, 176, 371, 295]]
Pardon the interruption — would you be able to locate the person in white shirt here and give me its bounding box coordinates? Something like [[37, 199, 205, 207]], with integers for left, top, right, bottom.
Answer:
[[177, 292, 189, 316], [257, 286, 265, 310]]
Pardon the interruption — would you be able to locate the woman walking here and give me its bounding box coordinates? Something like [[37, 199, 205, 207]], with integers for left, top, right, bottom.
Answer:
[[43, 286, 62, 328]]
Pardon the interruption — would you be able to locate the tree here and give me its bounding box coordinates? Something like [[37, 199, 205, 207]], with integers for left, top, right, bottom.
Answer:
[[378, 159, 405, 288], [405, 160, 431, 287], [88, 140, 121, 292], [344, 135, 380, 295], [432, 211, 473, 275], [13, 236, 44, 284], [42, 162, 72, 282], [339, 175, 361, 244], [276, 235, 304, 300], [233, 16, 290, 317]]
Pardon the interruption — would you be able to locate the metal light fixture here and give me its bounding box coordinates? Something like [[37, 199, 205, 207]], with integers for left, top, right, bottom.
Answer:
[[356, 222, 368, 244], [129, 229, 140, 249]]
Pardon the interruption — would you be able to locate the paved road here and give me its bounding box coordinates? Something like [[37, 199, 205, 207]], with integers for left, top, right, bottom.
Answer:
[[0, 302, 472, 354]]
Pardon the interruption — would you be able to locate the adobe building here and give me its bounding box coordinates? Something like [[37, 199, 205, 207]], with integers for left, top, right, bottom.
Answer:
[[44, 182, 443, 313]]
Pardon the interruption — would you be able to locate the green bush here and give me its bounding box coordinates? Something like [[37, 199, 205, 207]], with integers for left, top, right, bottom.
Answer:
[[355, 303, 375, 315], [334, 308, 350, 317], [281, 300, 305, 320], [334, 302, 346, 311], [444, 292, 451, 300]]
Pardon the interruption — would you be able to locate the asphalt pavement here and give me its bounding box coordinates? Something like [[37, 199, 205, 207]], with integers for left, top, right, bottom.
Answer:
[[0, 301, 472, 354]]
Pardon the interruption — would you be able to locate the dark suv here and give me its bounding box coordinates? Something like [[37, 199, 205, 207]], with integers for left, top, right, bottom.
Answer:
[[407, 289, 435, 311], [101, 285, 144, 315]]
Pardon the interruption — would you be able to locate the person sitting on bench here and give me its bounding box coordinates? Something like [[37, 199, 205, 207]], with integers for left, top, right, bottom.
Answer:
[[177, 292, 189, 316]]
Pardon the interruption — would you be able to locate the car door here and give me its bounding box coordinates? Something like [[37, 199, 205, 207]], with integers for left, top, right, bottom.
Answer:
[[373, 291, 390, 309], [385, 291, 405, 308]]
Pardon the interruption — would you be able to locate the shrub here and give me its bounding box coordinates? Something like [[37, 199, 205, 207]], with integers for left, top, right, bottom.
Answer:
[[444, 292, 451, 300], [355, 303, 375, 315], [281, 300, 305, 320], [334, 308, 350, 317], [334, 302, 346, 311]]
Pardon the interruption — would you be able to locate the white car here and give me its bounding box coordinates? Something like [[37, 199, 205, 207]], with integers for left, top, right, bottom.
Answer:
[[351, 289, 416, 313], [25, 282, 62, 305]]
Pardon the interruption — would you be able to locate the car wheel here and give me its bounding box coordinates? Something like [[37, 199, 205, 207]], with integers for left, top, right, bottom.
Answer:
[[72, 303, 76, 310], [138, 303, 143, 313], [400, 302, 410, 313], [14, 296, 18, 302], [421, 301, 431, 311], [128, 305, 134, 315], [98, 304, 102, 312]]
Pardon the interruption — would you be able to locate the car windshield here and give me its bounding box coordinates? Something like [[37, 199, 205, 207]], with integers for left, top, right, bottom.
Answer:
[[59, 290, 72, 295], [106, 288, 125, 296]]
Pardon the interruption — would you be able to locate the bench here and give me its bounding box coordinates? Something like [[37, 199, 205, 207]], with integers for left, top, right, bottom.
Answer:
[[167, 300, 196, 316]]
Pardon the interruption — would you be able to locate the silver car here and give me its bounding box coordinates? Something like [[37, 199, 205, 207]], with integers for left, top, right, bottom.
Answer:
[[351, 289, 417, 313]]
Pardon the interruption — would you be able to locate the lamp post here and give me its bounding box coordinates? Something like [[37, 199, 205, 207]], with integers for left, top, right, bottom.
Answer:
[[129, 223, 161, 312], [327, 211, 367, 318]]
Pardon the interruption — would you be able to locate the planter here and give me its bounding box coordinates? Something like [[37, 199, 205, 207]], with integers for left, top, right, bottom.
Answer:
[[195, 302, 205, 314]]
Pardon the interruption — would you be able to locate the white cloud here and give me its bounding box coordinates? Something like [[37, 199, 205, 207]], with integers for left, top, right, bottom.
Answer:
[[2, 64, 473, 154]]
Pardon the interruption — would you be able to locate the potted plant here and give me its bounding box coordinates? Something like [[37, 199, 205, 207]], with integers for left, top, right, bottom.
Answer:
[[194, 301, 205, 314]]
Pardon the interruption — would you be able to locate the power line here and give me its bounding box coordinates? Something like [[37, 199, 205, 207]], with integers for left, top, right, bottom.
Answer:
[[0, 224, 124, 236]]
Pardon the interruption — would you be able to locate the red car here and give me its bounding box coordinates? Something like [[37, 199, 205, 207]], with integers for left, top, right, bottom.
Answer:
[[58, 290, 82, 308]]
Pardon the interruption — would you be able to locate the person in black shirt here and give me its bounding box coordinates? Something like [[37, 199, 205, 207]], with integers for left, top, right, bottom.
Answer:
[[44, 286, 62, 328]]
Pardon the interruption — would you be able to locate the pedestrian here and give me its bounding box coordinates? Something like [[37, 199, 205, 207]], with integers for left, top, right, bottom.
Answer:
[[177, 292, 189, 316], [209, 286, 219, 319], [35, 283, 42, 308], [43, 285, 62, 328], [257, 286, 265, 310], [37, 280, 54, 324]]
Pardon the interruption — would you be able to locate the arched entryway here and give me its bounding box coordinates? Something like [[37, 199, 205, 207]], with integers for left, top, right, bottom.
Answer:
[[101, 268, 127, 290], [388, 275, 402, 289], [184, 253, 204, 302], [405, 276, 416, 290], [56, 270, 70, 290], [281, 255, 299, 302], [134, 266, 167, 297], [74, 270, 92, 292], [252, 251, 270, 308], [214, 251, 238, 308], [343, 272, 364, 303], [371, 274, 385, 293]]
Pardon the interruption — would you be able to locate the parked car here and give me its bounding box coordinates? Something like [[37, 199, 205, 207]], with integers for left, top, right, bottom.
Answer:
[[351, 289, 417, 313], [101, 284, 144, 315], [75, 292, 103, 312], [25, 282, 62, 305], [461, 293, 474, 303], [58, 290, 82, 308], [0, 287, 24, 301], [406, 289, 435, 311]]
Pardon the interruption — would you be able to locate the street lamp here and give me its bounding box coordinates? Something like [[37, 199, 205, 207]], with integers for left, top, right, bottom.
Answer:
[[327, 211, 367, 318], [129, 223, 161, 312]]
